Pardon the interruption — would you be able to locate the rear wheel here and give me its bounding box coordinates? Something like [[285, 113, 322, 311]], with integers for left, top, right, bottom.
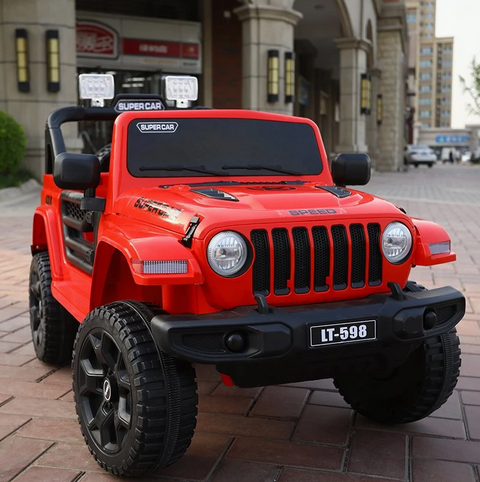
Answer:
[[428, 163, 434, 168], [334, 282, 461, 424], [29, 252, 78, 364], [72, 301, 198, 477], [414, 163, 419, 168]]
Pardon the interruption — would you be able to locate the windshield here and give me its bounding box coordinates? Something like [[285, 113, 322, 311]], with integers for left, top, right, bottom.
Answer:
[[410, 145, 430, 150], [127, 118, 323, 177]]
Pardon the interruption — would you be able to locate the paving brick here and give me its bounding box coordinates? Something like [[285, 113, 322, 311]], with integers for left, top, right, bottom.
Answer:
[[279, 469, 395, 482], [413, 436, 480, 463], [0, 317, 29, 333], [196, 412, 294, 440], [0, 414, 31, 442], [0, 397, 75, 419], [194, 364, 222, 381], [348, 430, 406, 479], [0, 326, 32, 344], [293, 405, 352, 446], [456, 376, 480, 391], [460, 354, 480, 377], [17, 418, 82, 444], [39, 366, 73, 386], [412, 459, 476, 482], [0, 365, 53, 382], [0, 341, 22, 354], [309, 390, 350, 409], [284, 379, 336, 391], [228, 437, 344, 471], [0, 436, 52, 482], [461, 344, 480, 355], [0, 306, 29, 323], [356, 413, 466, 439], [198, 395, 253, 415], [10, 466, 81, 482], [34, 442, 104, 472], [457, 321, 480, 336], [429, 390, 463, 419], [250, 386, 309, 420], [464, 405, 480, 440], [0, 353, 35, 366], [197, 381, 220, 396], [211, 459, 281, 482], [0, 380, 69, 399], [156, 433, 232, 480], [461, 391, 480, 405]]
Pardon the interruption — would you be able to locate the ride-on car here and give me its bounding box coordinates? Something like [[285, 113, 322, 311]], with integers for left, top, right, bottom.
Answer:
[[30, 74, 465, 477], [404, 145, 437, 168]]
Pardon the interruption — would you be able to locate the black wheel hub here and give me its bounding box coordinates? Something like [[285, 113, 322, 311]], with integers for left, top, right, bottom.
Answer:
[[29, 270, 44, 350], [77, 330, 132, 454]]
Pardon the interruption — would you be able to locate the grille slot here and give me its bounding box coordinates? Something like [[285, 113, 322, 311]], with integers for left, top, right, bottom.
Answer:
[[183, 334, 226, 353], [292, 227, 310, 293], [272, 228, 290, 295], [312, 226, 330, 292], [331, 225, 348, 290], [367, 224, 382, 286], [350, 224, 366, 288], [65, 202, 85, 221], [251, 230, 270, 295], [435, 305, 456, 325]]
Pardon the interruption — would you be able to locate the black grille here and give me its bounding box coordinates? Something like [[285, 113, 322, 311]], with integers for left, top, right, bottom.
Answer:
[[367, 224, 382, 286], [312, 227, 329, 292], [272, 229, 290, 295], [183, 334, 225, 353], [251, 224, 382, 296], [65, 202, 85, 221], [350, 224, 366, 288], [435, 305, 456, 325], [331, 225, 348, 290], [292, 227, 310, 293], [251, 230, 270, 295]]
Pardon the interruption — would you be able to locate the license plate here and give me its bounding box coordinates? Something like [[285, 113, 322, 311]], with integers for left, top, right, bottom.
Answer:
[[310, 320, 376, 347]]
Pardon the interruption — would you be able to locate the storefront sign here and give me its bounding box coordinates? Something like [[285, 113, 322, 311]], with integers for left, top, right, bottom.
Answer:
[[122, 39, 199, 60], [435, 135, 469, 143], [76, 21, 118, 59]]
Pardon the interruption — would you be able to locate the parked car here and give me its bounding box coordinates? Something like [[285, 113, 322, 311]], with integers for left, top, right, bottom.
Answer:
[[404, 145, 437, 168], [29, 74, 465, 477], [461, 151, 472, 164]]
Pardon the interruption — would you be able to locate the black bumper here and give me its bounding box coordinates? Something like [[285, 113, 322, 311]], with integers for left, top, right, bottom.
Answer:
[[151, 285, 465, 365]]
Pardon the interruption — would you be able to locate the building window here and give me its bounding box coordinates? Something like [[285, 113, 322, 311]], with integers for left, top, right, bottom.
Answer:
[[427, 2, 434, 7], [444, 47, 452, 54], [420, 85, 432, 93], [442, 110, 450, 117], [420, 110, 431, 118], [442, 85, 451, 92], [443, 98, 450, 104], [426, 23, 434, 29], [421, 47, 433, 55], [407, 12, 416, 23], [425, 33, 433, 38], [444, 60, 452, 67], [420, 60, 433, 68], [443, 72, 451, 80], [420, 73, 432, 80], [421, 122, 431, 128], [419, 98, 432, 105]]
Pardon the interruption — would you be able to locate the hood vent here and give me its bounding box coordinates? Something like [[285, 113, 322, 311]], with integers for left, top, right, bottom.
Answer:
[[191, 188, 238, 202], [316, 186, 351, 198]]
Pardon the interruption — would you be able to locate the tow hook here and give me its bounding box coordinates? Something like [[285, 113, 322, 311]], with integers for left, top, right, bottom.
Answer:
[[388, 282, 405, 301]]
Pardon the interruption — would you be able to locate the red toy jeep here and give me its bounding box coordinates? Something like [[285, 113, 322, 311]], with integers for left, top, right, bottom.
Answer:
[[30, 75, 465, 477]]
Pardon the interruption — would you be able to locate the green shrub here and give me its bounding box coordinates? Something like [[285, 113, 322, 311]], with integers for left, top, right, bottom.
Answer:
[[0, 111, 26, 174]]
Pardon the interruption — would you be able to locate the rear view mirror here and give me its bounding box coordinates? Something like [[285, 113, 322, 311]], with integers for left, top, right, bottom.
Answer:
[[54, 153, 100, 190], [332, 153, 371, 186]]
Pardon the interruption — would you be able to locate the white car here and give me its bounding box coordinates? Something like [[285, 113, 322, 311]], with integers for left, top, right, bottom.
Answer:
[[404, 145, 437, 168]]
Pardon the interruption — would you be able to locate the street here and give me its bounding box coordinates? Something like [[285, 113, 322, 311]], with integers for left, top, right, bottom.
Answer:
[[0, 164, 480, 482]]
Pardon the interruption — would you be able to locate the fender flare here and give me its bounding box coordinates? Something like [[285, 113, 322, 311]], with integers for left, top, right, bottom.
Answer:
[[412, 218, 456, 266]]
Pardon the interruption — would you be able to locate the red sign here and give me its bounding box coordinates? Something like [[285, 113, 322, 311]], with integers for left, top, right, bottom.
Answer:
[[76, 21, 118, 59], [123, 39, 200, 60]]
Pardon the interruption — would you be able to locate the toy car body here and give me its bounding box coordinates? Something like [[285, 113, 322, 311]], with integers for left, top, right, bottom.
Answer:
[[29, 80, 465, 477]]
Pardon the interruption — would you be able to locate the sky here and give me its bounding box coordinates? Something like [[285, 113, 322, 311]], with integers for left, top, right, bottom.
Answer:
[[436, 0, 480, 128]]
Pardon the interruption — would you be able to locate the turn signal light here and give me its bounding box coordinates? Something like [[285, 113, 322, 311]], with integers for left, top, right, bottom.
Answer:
[[132, 260, 188, 274]]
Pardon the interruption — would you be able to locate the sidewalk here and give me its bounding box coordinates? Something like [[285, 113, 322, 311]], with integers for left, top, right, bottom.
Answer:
[[0, 164, 479, 482]]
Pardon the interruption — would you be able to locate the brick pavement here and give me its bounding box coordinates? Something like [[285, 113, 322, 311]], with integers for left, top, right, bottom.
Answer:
[[0, 164, 480, 482]]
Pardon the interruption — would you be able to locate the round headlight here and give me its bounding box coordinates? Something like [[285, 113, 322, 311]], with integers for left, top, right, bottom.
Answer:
[[207, 231, 248, 276], [382, 222, 413, 264]]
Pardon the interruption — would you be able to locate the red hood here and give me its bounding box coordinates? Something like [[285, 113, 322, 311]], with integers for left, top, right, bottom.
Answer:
[[114, 183, 408, 238]]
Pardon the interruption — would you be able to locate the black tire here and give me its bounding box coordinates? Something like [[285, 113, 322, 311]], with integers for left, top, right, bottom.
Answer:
[[428, 163, 433, 168], [72, 301, 198, 477], [334, 282, 461, 424], [29, 252, 78, 364], [414, 163, 419, 168]]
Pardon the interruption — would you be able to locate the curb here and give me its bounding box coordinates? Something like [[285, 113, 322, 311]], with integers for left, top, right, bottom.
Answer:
[[0, 178, 41, 204]]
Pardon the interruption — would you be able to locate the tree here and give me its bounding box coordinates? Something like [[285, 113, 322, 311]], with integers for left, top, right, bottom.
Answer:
[[460, 58, 480, 118]]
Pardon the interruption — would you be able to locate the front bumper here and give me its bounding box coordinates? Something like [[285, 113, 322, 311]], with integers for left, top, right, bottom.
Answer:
[[151, 285, 465, 365]]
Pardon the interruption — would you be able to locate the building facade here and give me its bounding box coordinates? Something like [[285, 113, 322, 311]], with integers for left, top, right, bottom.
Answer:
[[0, 0, 410, 178], [406, 0, 453, 128]]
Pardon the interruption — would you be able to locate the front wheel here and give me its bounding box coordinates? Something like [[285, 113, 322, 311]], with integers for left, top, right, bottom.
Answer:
[[334, 328, 461, 424], [428, 163, 434, 168], [72, 301, 198, 477]]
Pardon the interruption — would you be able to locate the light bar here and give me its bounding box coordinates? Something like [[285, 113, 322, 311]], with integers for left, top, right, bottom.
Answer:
[[132, 260, 188, 274], [429, 241, 451, 255], [164, 75, 198, 106], [79, 73, 115, 106]]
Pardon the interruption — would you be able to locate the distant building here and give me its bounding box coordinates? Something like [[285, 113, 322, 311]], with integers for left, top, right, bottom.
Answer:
[[406, 0, 454, 128]]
